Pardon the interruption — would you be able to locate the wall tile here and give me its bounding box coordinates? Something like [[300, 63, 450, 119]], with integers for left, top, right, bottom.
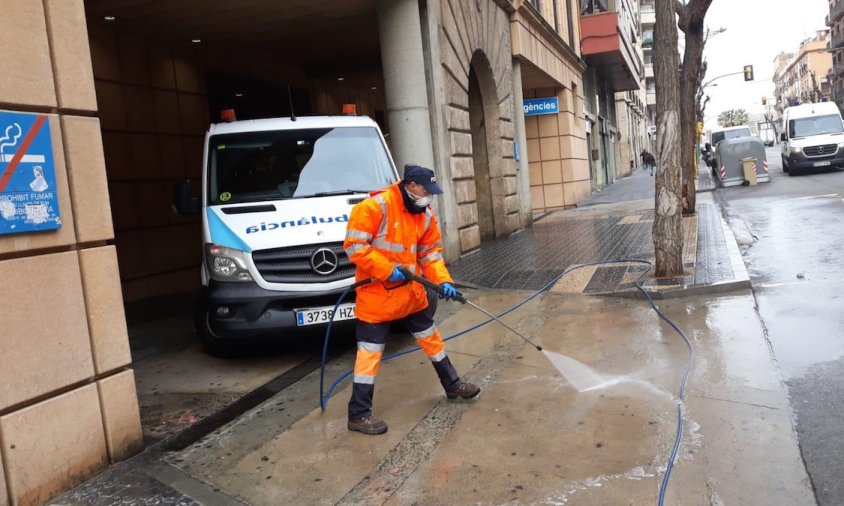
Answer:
[[101, 132, 133, 179], [130, 134, 161, 179], [529, 161, 542, 185], [61, 116, 114, 243], [94, 81, 127, 131], [88, 26, 120, 81], [123, 87, 156, 132], [118, 35, 150, 86], [153, 90, 181, 134], [539, 136, 560, 160], [530, 185, 545, 210], [541, 160, 563, 184], [0, 0, 56, 108], [158, 136, 187, 177], [147, 42, 176, 90], [43, 0, 97, 112], [178, 94, 208, 135], [0, 115, 76, 255], [0, 385, 107, 506], [543, 183, 564, 208], [173, 50, 201, 93], [537, 114, 558, 137], [78, 246, 131, 374], [97, 370, 143, 461], [0, 251, 94, 411], [524, 115, 539, 138], [526, 138, 541, 163]]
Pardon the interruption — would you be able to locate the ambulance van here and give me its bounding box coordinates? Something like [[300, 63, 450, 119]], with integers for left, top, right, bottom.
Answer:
[[174, 115, 398, 355]]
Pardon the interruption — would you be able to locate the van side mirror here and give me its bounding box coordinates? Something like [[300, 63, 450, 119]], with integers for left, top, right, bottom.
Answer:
[[172, 179, 200, 215], [780, 133, 787, 141]]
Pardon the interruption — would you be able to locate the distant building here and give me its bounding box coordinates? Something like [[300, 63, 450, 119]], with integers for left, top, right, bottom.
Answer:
[[772, 30, 833, 117], [827, 0, 844, 110]]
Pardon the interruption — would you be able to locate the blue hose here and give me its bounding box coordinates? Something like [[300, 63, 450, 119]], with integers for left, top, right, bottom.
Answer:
[[319, 259, 694, 504]]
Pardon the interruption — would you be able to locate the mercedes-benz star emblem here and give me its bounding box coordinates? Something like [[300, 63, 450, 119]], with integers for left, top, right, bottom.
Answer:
[[818, 146, 825, 154], [310, 248, 338, 275]]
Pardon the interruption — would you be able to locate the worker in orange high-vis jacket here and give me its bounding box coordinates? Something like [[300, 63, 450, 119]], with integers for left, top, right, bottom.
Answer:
[[343, 164, 480, 435]]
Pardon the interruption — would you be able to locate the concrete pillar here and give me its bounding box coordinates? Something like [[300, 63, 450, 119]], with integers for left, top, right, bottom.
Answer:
[[377, 0, 435, 173], [511, 58, 532, 227]]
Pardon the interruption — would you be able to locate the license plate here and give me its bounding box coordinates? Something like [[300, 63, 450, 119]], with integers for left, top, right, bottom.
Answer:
[[295, 304, 356, 326], [814, 161, 831, 167]]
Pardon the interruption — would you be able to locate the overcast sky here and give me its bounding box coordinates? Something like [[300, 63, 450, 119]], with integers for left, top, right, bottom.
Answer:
[[699, 0, 829, 131]]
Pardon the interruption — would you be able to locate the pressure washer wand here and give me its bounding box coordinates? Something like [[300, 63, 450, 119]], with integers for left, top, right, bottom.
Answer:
[[397, 267, 543, 351]]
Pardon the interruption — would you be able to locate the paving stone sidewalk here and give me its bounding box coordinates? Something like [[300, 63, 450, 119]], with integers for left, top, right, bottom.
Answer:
[[450, 166, 748, 295]]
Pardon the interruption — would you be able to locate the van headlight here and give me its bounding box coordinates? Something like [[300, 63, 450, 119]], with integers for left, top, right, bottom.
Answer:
[[205, 244, 253, 282], [790, 147, 802, 154]]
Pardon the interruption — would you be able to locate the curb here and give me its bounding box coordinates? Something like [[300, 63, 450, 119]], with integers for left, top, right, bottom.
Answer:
[[597, 191, 752, 300]]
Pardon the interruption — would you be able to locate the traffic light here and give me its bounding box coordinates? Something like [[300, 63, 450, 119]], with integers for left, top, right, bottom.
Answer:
[[744, 65, 754, 81], [762, 97, 767, 105]]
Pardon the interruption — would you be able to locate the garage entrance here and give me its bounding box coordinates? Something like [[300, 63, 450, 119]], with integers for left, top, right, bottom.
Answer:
[[82, 0, 388, 442]]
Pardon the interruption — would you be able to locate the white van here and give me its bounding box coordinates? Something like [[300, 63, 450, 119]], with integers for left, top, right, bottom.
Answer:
[[174, 116, 399, 355], [781, 102, 844, 176]]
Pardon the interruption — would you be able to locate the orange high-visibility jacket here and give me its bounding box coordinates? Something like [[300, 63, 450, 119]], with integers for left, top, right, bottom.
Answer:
[[344, 182, 453, 323]]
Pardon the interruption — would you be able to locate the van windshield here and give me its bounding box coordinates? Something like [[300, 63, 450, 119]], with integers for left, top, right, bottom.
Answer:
[[208, 127, 396, 204], [711, 127, 751, 146], [788, 114, 844, 138]]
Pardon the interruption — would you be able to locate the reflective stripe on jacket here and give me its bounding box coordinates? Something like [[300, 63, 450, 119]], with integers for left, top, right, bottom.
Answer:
[[343, 182, 452, 323]]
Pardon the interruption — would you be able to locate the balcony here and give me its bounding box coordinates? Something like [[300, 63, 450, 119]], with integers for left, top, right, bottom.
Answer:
[[646, 92, 656, 106], [580, 11, 642, 91], [832, 0, 844, 25], [645, 63, 654, 78], [641, 10, 655, 27], [832, 28, 844, 51]]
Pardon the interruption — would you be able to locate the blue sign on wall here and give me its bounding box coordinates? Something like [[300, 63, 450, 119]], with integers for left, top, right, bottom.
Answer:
[[523, 97, 559, 116], [0, 111, 61, 235]]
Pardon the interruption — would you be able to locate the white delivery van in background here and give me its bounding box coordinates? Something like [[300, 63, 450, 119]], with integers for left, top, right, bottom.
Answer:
[[174, 116, 398, 356], [781, 102, 844, 176]]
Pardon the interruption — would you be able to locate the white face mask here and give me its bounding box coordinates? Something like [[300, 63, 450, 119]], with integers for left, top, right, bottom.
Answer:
[[407, 186, 433, 207]]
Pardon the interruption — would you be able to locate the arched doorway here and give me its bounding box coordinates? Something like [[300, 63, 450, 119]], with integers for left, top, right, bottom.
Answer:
[[467, 51, 503, 240]]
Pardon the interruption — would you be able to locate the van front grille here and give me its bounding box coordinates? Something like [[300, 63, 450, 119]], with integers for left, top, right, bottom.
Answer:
[[251, 242, 355, 283], [803, 144, 838, 157]]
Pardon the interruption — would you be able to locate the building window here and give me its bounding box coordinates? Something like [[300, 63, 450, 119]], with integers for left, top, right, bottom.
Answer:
[[581, 0, 609, 15], [643, 29, 654, 47], [527, 0, 542, 11]]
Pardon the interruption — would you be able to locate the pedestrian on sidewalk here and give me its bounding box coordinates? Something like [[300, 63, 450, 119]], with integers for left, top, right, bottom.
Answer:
[[641, 150, 655, 176], [342, 165, 480, 435]]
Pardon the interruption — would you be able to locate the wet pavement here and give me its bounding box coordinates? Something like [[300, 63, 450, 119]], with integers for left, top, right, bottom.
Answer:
[[49, 165, 807, 505], [720, 147, 844, 505], [52, 287, 813, 505]]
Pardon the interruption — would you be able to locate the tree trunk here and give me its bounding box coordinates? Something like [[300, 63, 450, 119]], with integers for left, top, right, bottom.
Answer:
[[653, 0, 684, 277], [676, 0, 713, 216]]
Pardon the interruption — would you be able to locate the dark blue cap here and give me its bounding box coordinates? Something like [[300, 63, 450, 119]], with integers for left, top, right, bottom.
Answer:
[[403, 165, 443, 194]]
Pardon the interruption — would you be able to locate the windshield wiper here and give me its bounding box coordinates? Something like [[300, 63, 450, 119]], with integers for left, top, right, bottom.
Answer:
[[302, 190, 371, 198]]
